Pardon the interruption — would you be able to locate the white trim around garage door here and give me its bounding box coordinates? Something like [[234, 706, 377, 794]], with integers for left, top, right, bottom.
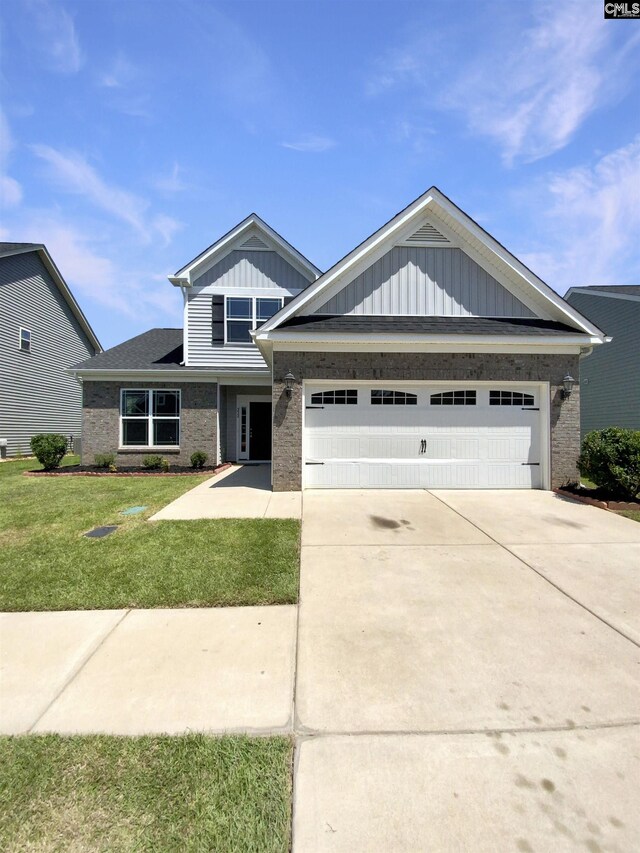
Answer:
[[302, 379, 550, 490]]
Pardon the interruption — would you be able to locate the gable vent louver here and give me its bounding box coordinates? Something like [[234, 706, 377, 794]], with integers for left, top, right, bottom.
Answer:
[[405, 222, 450, 244], [240, 234, 269, 249]]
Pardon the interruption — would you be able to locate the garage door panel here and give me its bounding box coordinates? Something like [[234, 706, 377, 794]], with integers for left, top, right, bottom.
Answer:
[[304, 384, 543, 489]]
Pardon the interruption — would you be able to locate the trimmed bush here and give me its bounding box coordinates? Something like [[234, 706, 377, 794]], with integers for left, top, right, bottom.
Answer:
[[94, 452, 116, 469], [30, 434, 68, 471], [577, 427, 640, 499], [190, 450, 208, 469], [142, 455, 170, 472]]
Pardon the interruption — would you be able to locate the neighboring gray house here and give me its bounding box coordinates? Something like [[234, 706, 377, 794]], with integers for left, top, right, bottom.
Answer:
[[72, 187, 608, 490], [0, 243, 101, 457], [565, 285, 640, 436]]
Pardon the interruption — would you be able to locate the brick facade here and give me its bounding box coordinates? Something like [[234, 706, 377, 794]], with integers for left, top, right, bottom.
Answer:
[[82, 381, 217, 467], [272, 350, 580, 491]]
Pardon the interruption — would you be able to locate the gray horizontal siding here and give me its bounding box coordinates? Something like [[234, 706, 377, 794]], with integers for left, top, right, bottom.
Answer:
[[566, 291, 640, 435], [192, 249, 312, 291], [187, 292, 270, 370], [314, 247, 534, 318], [0, 252, 97, 455]]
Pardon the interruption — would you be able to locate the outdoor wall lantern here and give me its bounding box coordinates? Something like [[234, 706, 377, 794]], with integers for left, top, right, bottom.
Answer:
[[562, 374, 575, 399], [284, 371, 296, 398]]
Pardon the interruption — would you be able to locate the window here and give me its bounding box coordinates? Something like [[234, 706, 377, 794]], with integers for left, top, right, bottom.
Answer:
[[430, 390, 476, 406], [310, 389, 358, 405], [19, 328, 31, 352], [225, 297, 283, 344], [371, 390, 417, 405], [120, 389, 180, 447], [490, 390, 535, 407]]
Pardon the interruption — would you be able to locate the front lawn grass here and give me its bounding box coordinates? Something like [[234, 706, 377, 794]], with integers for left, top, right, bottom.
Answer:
[[0, 734, 292, 853], [617, 510, 640, 523], [0, 457, 300, 611]]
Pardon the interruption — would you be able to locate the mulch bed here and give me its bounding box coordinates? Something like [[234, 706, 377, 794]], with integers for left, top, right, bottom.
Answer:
[[554, 484, 640, 512], [24, 463, 233, 478]]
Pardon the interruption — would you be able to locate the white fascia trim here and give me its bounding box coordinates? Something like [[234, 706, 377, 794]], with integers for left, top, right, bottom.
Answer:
[[68, 369, 271, 383], [260, 187, 606, 339], [271, 341, 586, 355], [259, 193, 439, 332], [427, 189, 604, 336], [565, 287, 640, 303], [259, 331, 602, 346], [173, 215, 321, 284]]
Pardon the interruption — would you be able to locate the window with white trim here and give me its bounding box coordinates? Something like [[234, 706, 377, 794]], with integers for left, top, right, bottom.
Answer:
[[430, 390, 476, 406], [120, 389, 180, 447], [371, 390, 417, 405], [310, 389, 358, 405], [19, 327, 31, 352], [225, 297, 283, 344], [490, 390, 535, 406]]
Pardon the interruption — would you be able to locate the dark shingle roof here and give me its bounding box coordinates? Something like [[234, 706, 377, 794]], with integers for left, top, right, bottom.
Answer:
[[0, 242, 41, 255], [72, 328, 188, 370], [583, 285, 640, 296], [279, 316, 586, 336]]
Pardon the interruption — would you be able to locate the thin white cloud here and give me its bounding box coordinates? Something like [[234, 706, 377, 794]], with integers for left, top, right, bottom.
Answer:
[[98, 55, 138, 89], [153, 163, 187, 194], [281, 135, 336, 153], [30, 145, 182, 244], [0, 109, 23, 207], [27, 0, 83, 74], [366, 0, 640, 164], [517, 136, 640, 290]]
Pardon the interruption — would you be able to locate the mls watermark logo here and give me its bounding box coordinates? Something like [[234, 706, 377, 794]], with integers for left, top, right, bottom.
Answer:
[[604, 1, 640, 17]]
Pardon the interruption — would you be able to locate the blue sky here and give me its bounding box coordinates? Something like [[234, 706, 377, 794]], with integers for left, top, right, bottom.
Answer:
[[1, 0, 639, 349]]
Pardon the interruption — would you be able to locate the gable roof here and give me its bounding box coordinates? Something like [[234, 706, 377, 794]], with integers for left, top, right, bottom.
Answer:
[[0, 242, 102, 352], [170, 213, 321, 286], [565, 285, 640, 302], [256, 187, 606, 341]]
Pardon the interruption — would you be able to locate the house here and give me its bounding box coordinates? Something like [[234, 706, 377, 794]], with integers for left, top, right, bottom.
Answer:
[[0, 243, 101, 458], [565, 285, 639, 437], [71, 187, 608, 490]]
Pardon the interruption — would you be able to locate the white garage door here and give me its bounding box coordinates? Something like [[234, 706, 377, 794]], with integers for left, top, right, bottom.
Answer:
[[304, 383, 545, 489]]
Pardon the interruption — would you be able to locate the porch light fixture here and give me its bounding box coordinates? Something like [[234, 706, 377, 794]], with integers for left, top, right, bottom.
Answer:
[[562, 374, 575, 399], [284, 371, 295, 398]]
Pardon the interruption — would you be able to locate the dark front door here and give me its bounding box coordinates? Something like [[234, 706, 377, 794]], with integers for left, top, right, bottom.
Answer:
[[249, 402, 272, 460]]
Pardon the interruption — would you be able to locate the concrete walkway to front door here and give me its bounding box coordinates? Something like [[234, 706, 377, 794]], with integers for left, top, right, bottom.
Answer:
[[149, 464, 301, 519]]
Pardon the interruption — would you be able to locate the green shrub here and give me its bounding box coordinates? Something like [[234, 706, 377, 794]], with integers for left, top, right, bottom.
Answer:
[[30, 434, 68, 471], [94, 452, 116, 468], [142, 455, 169, 472], [190, 450, 208, 469], [577, 427, 640, 499]]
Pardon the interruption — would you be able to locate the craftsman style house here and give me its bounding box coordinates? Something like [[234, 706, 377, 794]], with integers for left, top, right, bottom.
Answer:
[[72, 187, 608, 490]]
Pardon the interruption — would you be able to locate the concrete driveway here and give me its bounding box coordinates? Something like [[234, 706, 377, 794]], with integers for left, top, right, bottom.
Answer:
[[294, 489, 640, 851]]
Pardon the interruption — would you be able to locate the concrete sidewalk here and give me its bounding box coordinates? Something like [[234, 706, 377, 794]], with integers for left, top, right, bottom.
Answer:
[[150, 464, 301, 520], [1, 606, 296, 735]]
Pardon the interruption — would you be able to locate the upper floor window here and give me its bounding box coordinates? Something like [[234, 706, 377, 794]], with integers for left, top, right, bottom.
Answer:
[[19, 327, 31, 352], [120, 389, 180, 447], [225, 297, 283, 344], [371, 390, 417, 405], [430, 390, 476, 406], [490, 390, 535, 406]]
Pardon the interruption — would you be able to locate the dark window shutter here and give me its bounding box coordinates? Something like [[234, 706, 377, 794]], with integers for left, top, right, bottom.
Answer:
[[283, 296, 295, 307], [211, 295, 224, 343]]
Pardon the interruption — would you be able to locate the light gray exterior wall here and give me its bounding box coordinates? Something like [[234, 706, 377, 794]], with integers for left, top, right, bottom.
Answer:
[[0, 251, 97, 456], [187, 249, 310, 369], [81, 380, 217, 467], [314, 247, 534, 317], [192, 249, 311, 291], [272, 350, 580, 492], [566, 291, 640, 436]]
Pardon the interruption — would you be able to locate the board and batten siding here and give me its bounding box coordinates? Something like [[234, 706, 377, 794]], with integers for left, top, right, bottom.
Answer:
[[187, 249, 311, 368], [0, 251, 97, 455], [566, 290, 640, 436], [313, 247, 534, 318]]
